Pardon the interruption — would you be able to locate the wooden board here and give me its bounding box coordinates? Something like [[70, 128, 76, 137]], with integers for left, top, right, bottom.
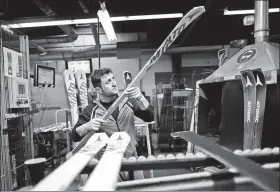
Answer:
[[32, 133, 109, 191]]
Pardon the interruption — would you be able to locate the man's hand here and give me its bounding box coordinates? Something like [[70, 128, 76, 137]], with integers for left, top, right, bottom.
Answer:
[[87, 118, 106, 131], [76, 118, 106, 137], [124, 87, 142, 100], [124, 87, 149, 110]]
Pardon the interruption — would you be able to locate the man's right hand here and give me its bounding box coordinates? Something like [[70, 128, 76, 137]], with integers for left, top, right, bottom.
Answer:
[[76, 118, 106, 136], [86, 118, 106, 131]]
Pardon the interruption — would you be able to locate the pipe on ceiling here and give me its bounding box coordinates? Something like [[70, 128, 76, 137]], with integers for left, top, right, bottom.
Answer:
[[33, 43, 48, 55], [77, 0, 100, 46], [30, 45, 227, 62], [254, 0, 269, 43], [33, 0, 78, 42]]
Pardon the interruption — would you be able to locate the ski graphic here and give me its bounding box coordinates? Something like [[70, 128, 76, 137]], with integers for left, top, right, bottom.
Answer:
[[171, 131, 279, 191], [33, 133, 109, 191], [240, 70, 256, 150], [70, 6, 206, 156], [82, 132, 130, 191], [75, 70, 88, 111], [252, 68, 267, 149], [120, 71, 132, 109], [63, 69, 79, 125], [123, 71, 132, 88]]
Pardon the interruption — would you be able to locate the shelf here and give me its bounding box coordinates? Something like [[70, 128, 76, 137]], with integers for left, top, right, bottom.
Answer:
[[173, 106, 194, 109], [5, 106, 61, 119], [172, 89, 193, 97]]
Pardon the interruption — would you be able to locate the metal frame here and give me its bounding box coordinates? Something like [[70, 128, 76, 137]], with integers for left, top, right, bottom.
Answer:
[[0, 22, 34, 191], [31, 145, 279, 191]]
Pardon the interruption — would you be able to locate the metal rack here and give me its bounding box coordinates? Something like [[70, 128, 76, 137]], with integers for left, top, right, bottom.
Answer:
[[0, 22, 34, 191]]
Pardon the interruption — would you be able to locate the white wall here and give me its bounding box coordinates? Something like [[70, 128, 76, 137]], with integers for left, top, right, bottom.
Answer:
[[182, 52, 219, 67], [139, 54, 172, 97], [30, 61, 69, 127]]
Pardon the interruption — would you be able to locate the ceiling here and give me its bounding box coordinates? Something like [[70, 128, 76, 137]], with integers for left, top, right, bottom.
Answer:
[[1, 0, 280, 48]]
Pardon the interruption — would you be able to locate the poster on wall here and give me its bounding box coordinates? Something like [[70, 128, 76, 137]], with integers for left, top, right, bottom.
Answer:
[[3, 47, 23, 78], [66, 60, 93, 75]]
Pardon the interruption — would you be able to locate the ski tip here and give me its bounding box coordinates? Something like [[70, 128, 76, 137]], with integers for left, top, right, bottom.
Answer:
[[171, 131, 197, 139], [89, 132, 110, 143], [170, 131, 187, 138], [66, 152, 73, 160], [110, 132, 131, 143]]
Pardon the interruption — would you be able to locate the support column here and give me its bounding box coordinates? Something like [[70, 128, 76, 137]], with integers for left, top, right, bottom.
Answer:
[[20, 35, 34, 159], [171, 54, 182, 83]]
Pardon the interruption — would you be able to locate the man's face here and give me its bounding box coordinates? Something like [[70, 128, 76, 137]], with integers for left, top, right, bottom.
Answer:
[[100, 73, 119, 96]]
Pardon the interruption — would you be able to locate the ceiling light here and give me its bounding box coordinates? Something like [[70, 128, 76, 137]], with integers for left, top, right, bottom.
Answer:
[[224, 8, 280, 15], [98, 9, 117, 41], [7, 13, 183, 29]]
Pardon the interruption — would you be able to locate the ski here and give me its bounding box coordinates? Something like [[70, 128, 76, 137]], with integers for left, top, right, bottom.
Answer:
[[82, 132, 130, 191], [119, 71, 132, 109], [170, 131, 279, 191], [63, 69, 79, 126], [123, 71, 132, 87], [75, 70, 89, 111], [187, 79, 203, 153], [252, 68, 267, 149], [32, 133, 109, 191], [240, 70, 256, 150], [70, 6, 206, 156]]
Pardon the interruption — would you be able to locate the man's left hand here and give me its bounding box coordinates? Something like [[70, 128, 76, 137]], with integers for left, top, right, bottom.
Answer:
[[124, 87, 149, 110], [124, 87, 142, 100]]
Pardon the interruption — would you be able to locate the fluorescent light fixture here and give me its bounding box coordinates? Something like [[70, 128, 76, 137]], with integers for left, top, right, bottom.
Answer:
[[224, 8, 280, 15], [110, 13, 183, 21], [7, 13, 183, 29], [98, 9, 117, 41]]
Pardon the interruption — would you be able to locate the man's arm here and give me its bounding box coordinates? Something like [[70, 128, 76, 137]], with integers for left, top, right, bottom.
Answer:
[[71, 104, 95, 142], [128, 97, 154, 122]]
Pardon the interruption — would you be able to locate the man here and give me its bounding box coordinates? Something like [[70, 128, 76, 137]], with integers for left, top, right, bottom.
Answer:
[[71, 68, 154, 180]]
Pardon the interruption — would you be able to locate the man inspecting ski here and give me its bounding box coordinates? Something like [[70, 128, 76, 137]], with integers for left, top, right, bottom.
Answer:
[[71, 68, 154, 181]]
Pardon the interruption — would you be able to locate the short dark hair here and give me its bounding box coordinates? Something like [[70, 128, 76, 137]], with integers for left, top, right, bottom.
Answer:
[[90, 68, 113, 88]]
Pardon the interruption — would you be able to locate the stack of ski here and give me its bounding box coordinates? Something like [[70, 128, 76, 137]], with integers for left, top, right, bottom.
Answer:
[[240, 68, 267, 149], [63, 69, 89, 126], [32, 133, 109, 191], [69, 6, 206, 156], [171, 131, 279, 191]]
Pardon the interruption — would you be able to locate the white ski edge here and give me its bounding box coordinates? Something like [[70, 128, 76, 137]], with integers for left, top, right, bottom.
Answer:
[[82, 132, 131, 191], [32, 133, 109, 191]]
